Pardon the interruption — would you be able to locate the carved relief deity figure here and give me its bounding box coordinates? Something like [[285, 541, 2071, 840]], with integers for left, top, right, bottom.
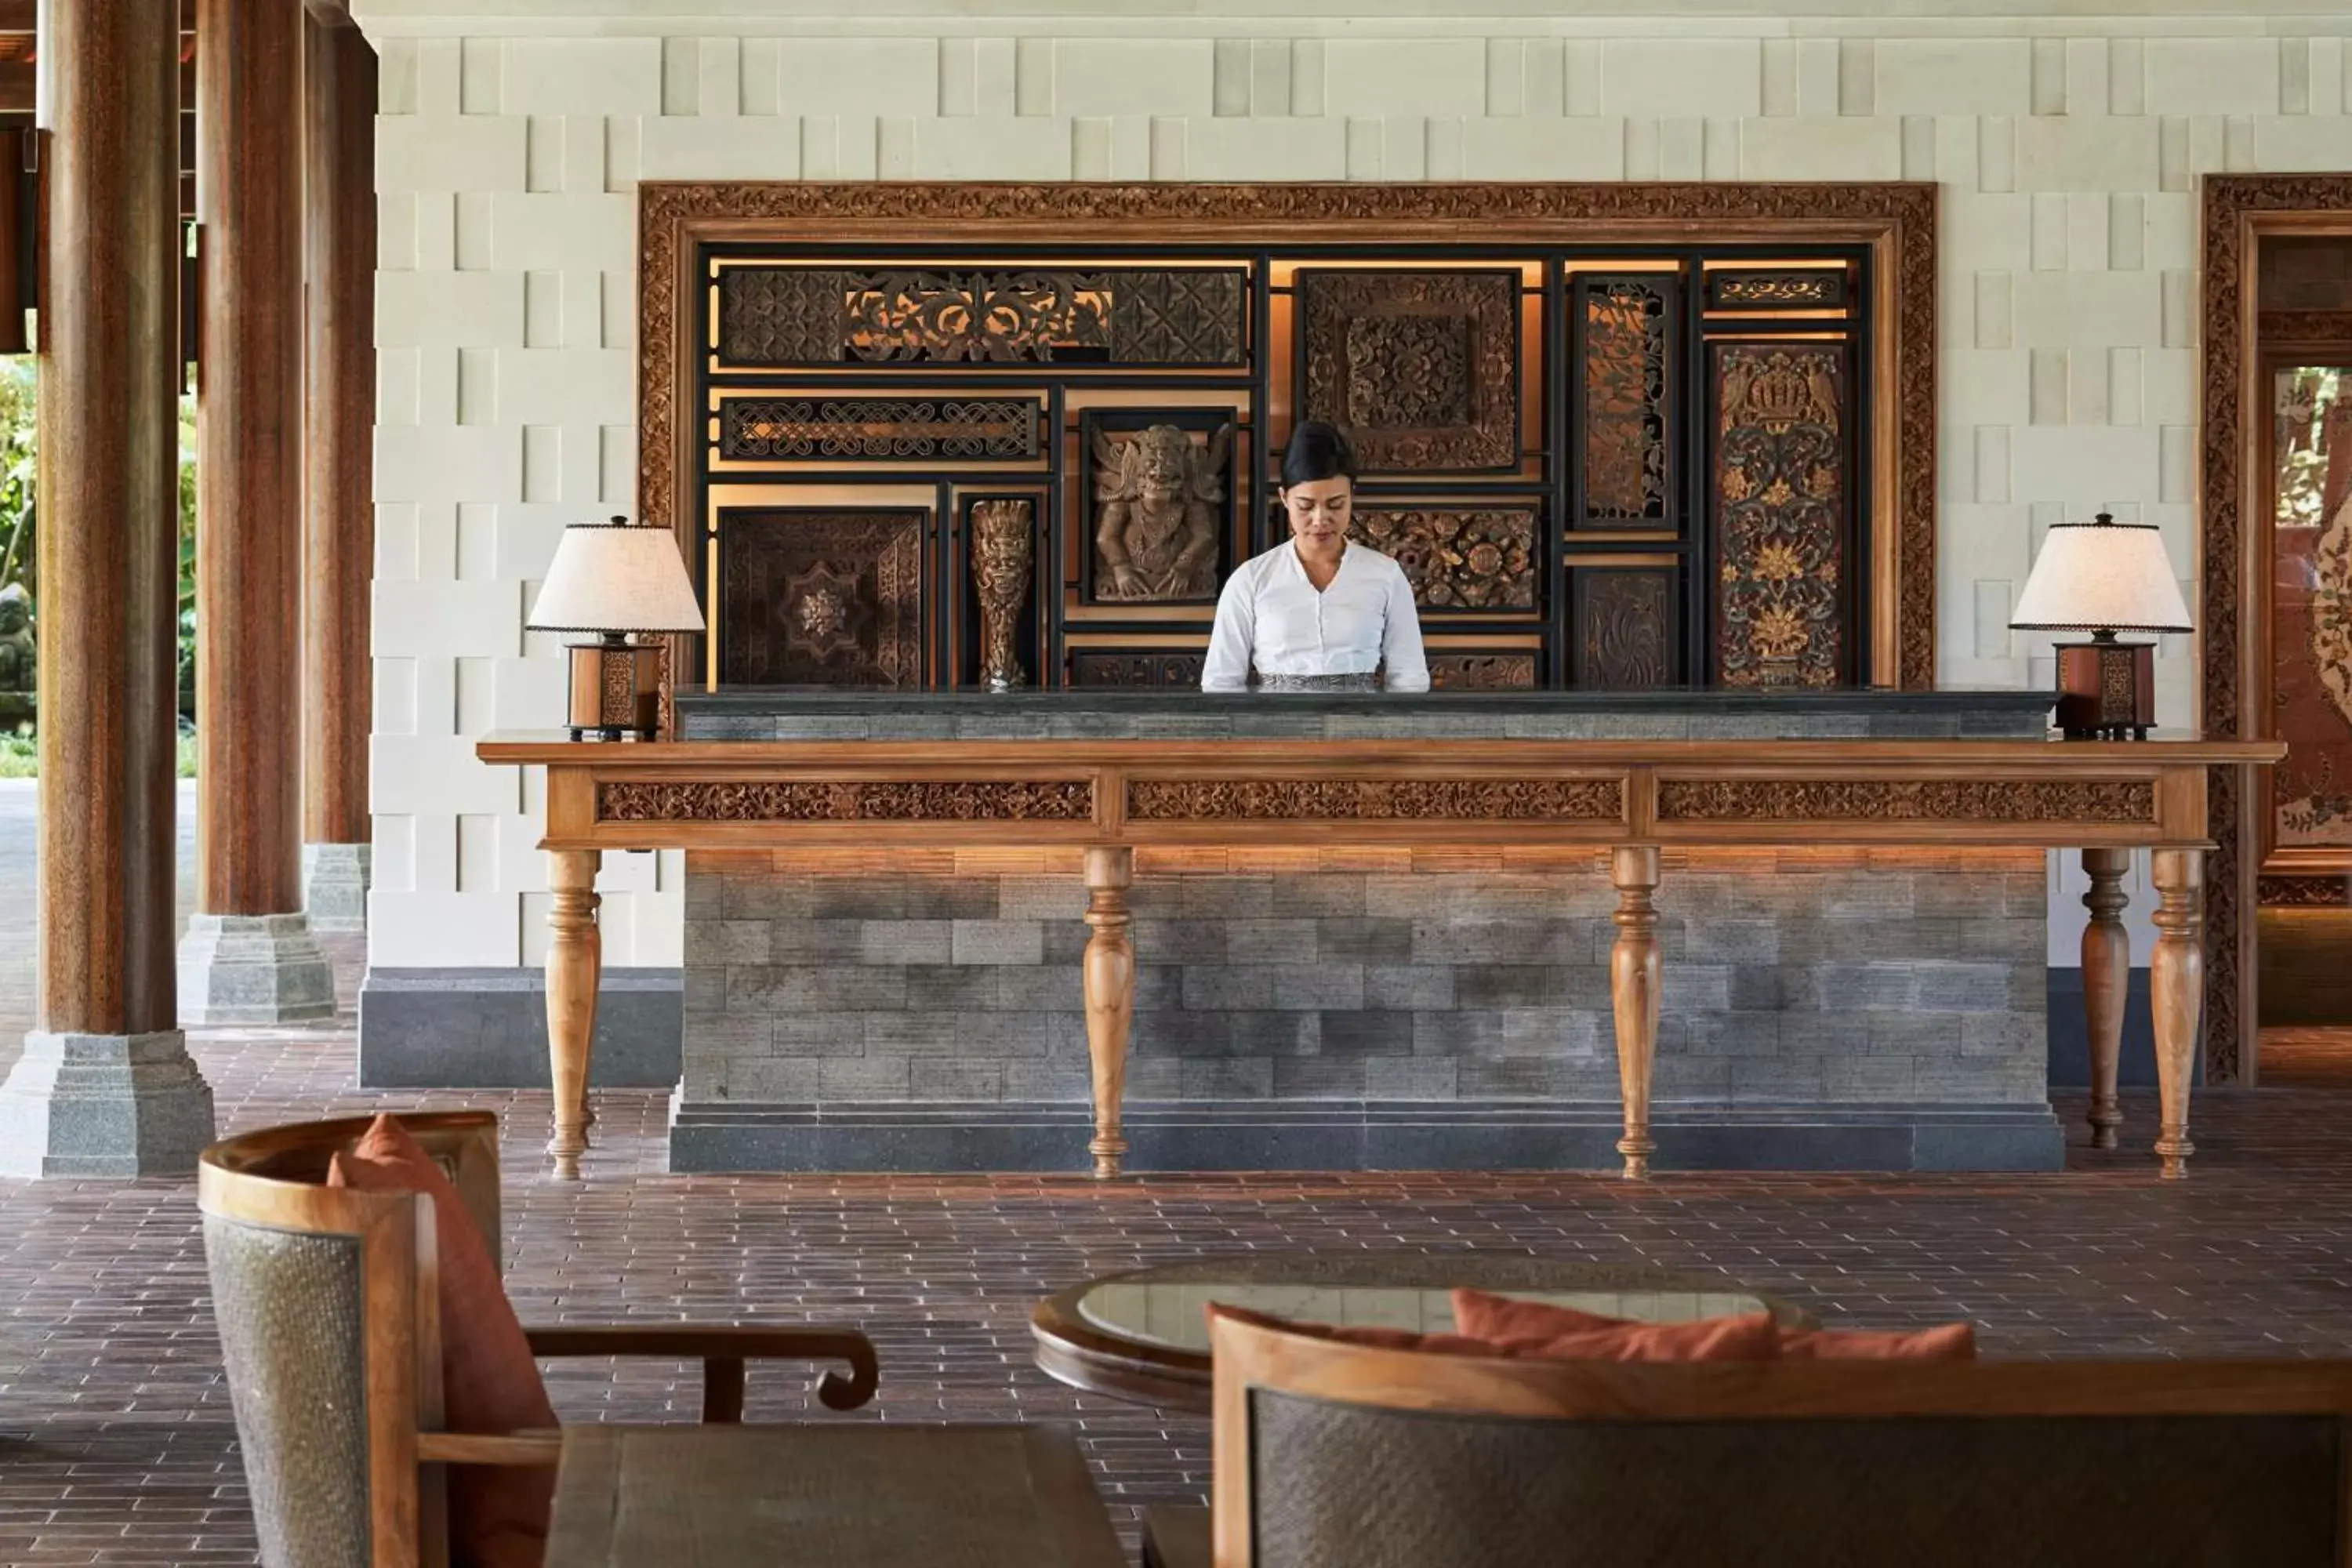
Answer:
[[1093, 422, 1232, 601], [970, 499, 1034, 691], [0, 583, 32, 709]]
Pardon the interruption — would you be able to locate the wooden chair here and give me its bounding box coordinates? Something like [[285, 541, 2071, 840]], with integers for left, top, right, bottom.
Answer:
[[1151, 1310, 2352, 1568], [197, 1111, 878, 1568]]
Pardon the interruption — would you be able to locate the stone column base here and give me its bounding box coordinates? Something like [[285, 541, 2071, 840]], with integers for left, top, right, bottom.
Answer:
[[179, 912, 336, 1025], [0, 1030, 218, 1177], [302, 842, 371, 934]]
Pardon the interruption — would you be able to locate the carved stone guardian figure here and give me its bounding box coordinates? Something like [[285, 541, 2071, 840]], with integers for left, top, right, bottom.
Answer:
[[0, 583, 33, 728], [1093, 422, 1232, 601], [971, 499, 1034, 691]]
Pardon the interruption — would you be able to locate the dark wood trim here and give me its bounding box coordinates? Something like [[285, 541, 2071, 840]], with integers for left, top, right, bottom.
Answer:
[[301, 11, 374, 847], [2201, 175, 2352, 1082], [195, 0, 305, 915], [636, 182, 1940, 699]]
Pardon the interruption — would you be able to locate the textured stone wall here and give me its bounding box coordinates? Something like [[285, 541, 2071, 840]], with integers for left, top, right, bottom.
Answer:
[[683, 849, 2049, 1109], [355, 3, 2332, 972]]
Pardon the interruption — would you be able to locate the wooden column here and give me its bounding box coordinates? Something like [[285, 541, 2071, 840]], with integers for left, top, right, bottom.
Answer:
[[195, 0, 304, 920], [545, 849, 603, 1181], [1610, 847, 1663, 1181], [0, 0, 215, 1176], [35, 0, 183, 1034], [2151, 848, 2206, 1180], [2079, 848, 2132, 1150], [299, 12, 376, 905], [1081, 847, 1135, 1180]]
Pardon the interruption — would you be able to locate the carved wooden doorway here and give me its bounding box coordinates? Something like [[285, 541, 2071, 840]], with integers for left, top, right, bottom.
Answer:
[[2254, 238, 2352, 1029], [2204, 177, 2352, 1083]]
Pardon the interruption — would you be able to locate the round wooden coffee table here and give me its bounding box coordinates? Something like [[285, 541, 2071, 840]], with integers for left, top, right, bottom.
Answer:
[[1030, 1254, 1813, 1413]]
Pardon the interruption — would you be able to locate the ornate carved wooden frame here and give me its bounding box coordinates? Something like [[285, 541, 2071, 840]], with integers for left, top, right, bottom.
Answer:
[[2200, 176, 2352, 1084], [637, 181, 1939, 692]]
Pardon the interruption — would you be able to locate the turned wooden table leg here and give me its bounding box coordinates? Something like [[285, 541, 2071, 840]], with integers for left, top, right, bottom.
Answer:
[[545, 848, 603, 1181], [1081, 847, 1135, 1180], [2080, 848, 2132, 1150], [2150, 848, 2205, 1180], [1610, 847, 1663, 1181]]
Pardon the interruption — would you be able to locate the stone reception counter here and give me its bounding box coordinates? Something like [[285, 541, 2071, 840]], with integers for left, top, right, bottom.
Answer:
[[479, 689, 2279, 1185]]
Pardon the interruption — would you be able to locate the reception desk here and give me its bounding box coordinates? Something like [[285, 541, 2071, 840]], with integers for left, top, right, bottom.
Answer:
[[478, 691, 2278, 1184]]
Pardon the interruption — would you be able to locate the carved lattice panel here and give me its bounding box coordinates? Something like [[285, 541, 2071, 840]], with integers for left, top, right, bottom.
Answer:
[[716, 267, 1247, 367], [1711, 343, 1850, 688], [717, 509, 927, 687], [1572, 568, 1679, 690], [1352, 506, 1540, 613], [717, 396, 1044, 462], [1574, 274, 1675, 528], [1705, 269, 1850, 310], [1296, 269, 1522, 472]]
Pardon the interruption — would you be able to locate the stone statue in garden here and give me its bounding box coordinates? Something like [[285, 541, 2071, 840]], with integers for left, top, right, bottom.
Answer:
[[0, 583, 32, 728]]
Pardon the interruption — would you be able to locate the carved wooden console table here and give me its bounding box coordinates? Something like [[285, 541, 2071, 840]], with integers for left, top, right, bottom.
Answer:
[[479, 728, 2279, 1184]]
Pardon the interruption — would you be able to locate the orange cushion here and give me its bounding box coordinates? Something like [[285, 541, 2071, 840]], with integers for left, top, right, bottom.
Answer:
[[328, 1114, 556, 1568], [1451, 1286, 1976, 1363], [1210, 1301, 1779, 1363]]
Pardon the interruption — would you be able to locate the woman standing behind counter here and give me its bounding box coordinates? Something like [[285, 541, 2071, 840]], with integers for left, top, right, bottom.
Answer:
[[1200, 421, 1430, 693]]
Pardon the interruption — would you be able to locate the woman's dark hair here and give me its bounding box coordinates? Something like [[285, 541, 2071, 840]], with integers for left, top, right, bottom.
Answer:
[[1279, 420, 1357, 488]]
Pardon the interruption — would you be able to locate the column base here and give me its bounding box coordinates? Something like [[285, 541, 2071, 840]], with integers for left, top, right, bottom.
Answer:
[[178, 912, 336, 1025], [0, 1029, 218, 1178], [301, 842, 371, 935]]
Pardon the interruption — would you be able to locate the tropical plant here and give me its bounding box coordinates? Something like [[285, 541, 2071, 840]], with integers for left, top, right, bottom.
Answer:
[[0, 362, 202, 747]]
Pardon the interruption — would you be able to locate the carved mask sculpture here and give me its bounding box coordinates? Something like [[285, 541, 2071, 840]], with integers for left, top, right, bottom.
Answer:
[[970, 499, 1034, 692], [1092, 422, 1233, 602]]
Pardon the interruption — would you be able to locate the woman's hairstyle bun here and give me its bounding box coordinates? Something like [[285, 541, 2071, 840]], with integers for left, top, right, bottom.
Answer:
[[1280, 420, 1358, 489]]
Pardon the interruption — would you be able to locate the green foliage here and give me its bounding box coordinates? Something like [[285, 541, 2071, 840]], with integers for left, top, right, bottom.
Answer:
[[0, 362, 204, 771], [0, 358, 33, 597]]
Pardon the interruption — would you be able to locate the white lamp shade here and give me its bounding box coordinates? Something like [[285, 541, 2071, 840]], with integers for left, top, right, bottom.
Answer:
[[2008, 515, 2191, 633], [526, 517, 706, 633]]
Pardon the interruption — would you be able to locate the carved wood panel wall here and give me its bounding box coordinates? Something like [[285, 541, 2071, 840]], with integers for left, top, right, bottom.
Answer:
[[655, 187, 1914, 693]]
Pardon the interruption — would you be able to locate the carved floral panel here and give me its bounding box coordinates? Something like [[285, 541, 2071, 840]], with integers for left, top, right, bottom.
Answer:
[[1577, 275, 1673, 526], [1711, 343, 1850, 688], [1296, 269, 1521, 471], [1128, 777, 1624, 822], [717, 510, 927, 687], [599, 779, 1091, 822], [1351, 506, 1538, 612], [717, 267, 1247, 366], [1427, 653, 1539, 690], [1069, 652, 1207, 688], [1657, 779, 2157, 824], [2270, 365, 2352, 866]]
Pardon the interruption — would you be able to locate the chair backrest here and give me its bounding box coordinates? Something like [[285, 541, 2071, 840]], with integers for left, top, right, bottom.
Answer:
[[198, 1111, 503, 1568], [1209, 1312, 2352, 1568]]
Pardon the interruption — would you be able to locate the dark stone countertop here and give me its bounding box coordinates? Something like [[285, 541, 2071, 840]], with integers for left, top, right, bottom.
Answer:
[[672, 687, 2056, 742]]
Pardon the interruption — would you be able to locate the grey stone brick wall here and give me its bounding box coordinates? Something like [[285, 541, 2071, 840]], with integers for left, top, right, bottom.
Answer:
[[683, 852, 2049, 1110]]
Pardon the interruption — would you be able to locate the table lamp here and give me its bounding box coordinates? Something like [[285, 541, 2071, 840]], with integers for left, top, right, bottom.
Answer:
[[2008, 512, 2190, 741], [525, 515, 706, 741]]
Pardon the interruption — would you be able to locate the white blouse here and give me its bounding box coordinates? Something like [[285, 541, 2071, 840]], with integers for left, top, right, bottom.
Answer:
[[1200, 541, 1430, 692]]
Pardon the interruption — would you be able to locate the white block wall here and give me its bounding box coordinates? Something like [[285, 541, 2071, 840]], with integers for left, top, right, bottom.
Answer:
[[355, 3, 2347, 971]]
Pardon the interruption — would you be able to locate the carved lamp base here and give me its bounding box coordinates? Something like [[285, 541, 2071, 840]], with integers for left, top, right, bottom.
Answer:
[[2053, 634, 2154, 742], [564, 634, 663, 742]]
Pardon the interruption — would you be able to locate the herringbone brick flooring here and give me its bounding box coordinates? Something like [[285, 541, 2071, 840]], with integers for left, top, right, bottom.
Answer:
[[6, 1008, 2352, 1565]]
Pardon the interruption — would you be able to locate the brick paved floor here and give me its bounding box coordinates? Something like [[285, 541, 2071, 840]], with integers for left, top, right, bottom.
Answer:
[[5, 1007, 2352, 1566]]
